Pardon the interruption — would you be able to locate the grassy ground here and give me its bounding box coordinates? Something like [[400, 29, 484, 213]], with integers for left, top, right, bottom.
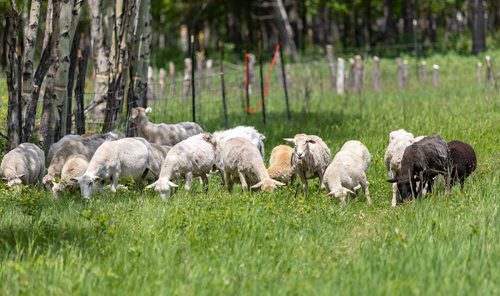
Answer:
[[0, 53, 499, 295]]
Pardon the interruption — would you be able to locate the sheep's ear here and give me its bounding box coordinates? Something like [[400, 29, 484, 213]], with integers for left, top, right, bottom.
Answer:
[[92, 176, 102, 182], [387, 177, 398, 183], [1, 177, 8, 182], [130, 109, 138, 119], [251, 181, 263, 189], [327, 191, 335, 197], [343, 187, 355, 196], [145, 107, 152, 114], [145, 181, 157, 189], [16, 174, 26, 178], [70, 177, 80, 183], [283, 138, 295, 143], [306, 138, 316, 144], [272, 180, 286, 187], [167, 180, 178, 188]]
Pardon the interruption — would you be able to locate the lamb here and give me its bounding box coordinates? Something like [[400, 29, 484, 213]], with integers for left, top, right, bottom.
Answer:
[[146, 133, 216, 199], [384, 129, 416, 207], [322, 140, 372, 205], [447, 140, 477, 186], [130, 107, 203, 146], [42, 132, 121, 186], [387, 135, 450, 203], [51, 154, 89, 198], [284, 134, 331, 194], [221, 137, 285, 192], [1, 143, 45, 189], [267, 145, 295, 184], [73, 137, 156, 199], [47, 132, 120, 164]]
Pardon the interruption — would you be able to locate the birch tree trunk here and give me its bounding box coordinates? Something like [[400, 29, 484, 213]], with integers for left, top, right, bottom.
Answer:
[[39, 0, 60, 149], [42, 0, 53, 50], [53, 0, 83, 138], [273, 0, 298, 61], [21, 0, 41, 127]]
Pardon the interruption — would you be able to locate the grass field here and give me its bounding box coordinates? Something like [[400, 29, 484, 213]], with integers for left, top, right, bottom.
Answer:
[[0, 53, 499, 295]]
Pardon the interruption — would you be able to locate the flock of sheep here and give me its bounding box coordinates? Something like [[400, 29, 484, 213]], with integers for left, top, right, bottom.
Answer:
[[0, 107, 477, 206]]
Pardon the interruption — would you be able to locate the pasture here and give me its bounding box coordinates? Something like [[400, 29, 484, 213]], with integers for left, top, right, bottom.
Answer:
[[0, 53, 499, 295]]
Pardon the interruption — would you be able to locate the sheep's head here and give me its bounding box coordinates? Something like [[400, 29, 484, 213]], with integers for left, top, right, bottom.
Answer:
[[2, 175, 24, 189], [51, 181, 65, 199], [284, 134, 316, 160], [327, 187, 356, 199], [130, 107, 152, 122], [72, 174, 102, 199], [42, 174, 54, 186], [389, 129, 414, 143], [146, 178, 178, 200], [387, 175, 418, 202], [251, 178, 285, 192]]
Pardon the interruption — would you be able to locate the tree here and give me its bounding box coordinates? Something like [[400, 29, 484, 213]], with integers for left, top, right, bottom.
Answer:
[[472, 0, 486, 55]]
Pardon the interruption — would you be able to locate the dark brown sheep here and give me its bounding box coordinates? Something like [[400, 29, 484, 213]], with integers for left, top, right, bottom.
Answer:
[[447, 140, 477, 186], [388, 135, 450, 202]]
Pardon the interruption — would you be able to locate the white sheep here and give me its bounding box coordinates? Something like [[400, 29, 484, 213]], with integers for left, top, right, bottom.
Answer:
[[384, 129, 415, 207], [130, 107, 203, 146], [1, 143, 45, 189], [284, 134, 331, 194], [221, 137, 285, 192], [73, 137, 156, 199], [322, 140, 372, 206], [147, 143, 172, 181], [42, 132, 121, 186], [267, 145, 295, 184], [47, 134, 82, 164], [146, 133, 216, 199], [51, 154, 89, 198]]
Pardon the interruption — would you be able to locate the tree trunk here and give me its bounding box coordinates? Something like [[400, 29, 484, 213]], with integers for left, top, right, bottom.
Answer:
[[472, 0, 486, 55], [130, 0, 151, 108], [65, 29, 80, 135], [6, 1, 22, 150], [273, 0, 298, 61], [42, 0, 53, 56], [39, 0, 60, 150], [74, 33, 88, 135], [21, 0, 41, 129], [53, 0, 82, 138]]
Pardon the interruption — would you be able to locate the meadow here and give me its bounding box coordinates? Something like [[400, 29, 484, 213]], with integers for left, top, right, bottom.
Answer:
[[0, 52, 499, 295]]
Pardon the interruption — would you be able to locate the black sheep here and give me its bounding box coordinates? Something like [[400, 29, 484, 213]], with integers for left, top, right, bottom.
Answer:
[[388, 135, 450, 201], [447, 140, 477, 186]]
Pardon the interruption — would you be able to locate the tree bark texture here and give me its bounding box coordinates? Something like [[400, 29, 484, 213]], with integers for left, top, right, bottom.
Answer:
[[472, 0, 486, 55]]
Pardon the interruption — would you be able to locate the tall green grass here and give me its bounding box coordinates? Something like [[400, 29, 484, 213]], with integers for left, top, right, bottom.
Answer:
[[0, 52, 498, 295]]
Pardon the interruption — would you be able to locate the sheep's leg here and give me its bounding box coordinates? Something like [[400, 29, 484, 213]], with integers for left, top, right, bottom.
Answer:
[[340, 192, 346, 207], [363, 180, 372, 204], [391, 183, 398, 207], [201, 174, 209, 193], [299, 172, 308, 195], [111, 171, 120, 193], [238, 171, 248, 192], [319, 173, 326, 191], [184, 172, 193, 191], [224, 170, 233, 193]]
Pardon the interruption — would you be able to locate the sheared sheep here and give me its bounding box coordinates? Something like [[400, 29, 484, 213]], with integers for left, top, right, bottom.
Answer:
[[146, 133, 216, 199], [73, 137, 156, 199], [267, 145, 295, 184], [387, 135, 450, 203], [221, 137, 285, 192], [447, 140, 477, 186], [1, 143, 45, 189], [42, 132, 121, 186], [51, 154, 89, 198], [322, 140, 372, 206], [147, 143, 172, 181], [284, 134, 331, 195], [384, 129, 415, 207], [130, 107, 203, 146]]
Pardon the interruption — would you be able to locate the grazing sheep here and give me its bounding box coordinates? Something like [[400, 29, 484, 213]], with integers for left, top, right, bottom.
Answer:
[[130, 107, 203, 146], [47, 132, 120, 164], [51, 154, 89, 198], [267, 145, 295, 184], [221, 137, 285, 192], [42, 132, 121, 186], [447, 140, 477, 186], [1, 143, 45, 189], [147, 144, 172, 181], [146, 133, 216, 199], [73, 138, 156, 199], [322, 140, 372, 206], [384, 129, 416, 207], [284, 134, 331, 194], [387, 135, 450, 203]]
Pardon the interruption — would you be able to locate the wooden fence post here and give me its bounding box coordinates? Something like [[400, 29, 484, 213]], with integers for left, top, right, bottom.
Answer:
[[279, 41, 291, 121], [147, 66, 154, 102], [397, 58, 404, 88], [326, 44, 336, 89], [373, 56, 381, 92], [336, 58, 345, 95], [219, 40, 228, 129], [432, 64, 439, 87], [180, 25, 188, 54], [403, 59, 409, 86], [353, 55, 363, 93], [205, 59, 213, 88], [196, 51, 204, 94], [476, 62, 482, 83], [485, 56, 492, 82], [348, 58, 355, 91], [169, 62, 176, 96], [182, 58, 191, 99], [421, 61, 428, 84], [158, 68, 166, 100]]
